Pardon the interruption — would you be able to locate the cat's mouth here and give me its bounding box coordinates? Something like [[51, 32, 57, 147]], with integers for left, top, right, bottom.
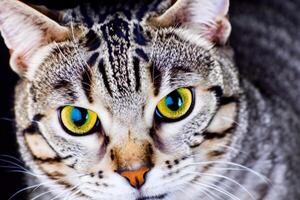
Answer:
[[136, 193, 167, 200]]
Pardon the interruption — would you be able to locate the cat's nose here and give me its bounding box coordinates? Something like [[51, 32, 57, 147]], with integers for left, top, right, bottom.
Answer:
[[119, 166, 150, 189]]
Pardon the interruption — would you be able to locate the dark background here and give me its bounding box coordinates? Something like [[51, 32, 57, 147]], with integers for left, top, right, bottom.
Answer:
[[1, 0, 300, 199]]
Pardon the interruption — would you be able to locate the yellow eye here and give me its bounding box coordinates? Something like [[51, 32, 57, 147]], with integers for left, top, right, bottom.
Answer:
[[155, 87, 195, 122], [59, 106, 100, 136]]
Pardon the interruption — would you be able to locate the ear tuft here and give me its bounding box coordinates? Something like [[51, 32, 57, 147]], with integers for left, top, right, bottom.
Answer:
[[0, 0, 69, 76], [149, 0, 231, 45]]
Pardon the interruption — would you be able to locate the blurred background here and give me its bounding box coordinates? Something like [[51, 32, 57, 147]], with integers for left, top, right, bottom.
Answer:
[[1, 0, 300, 199]]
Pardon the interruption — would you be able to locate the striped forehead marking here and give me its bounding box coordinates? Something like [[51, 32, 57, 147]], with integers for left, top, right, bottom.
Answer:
[[82, 19, 150, 100], [73, 0, 165, 99], [101, 14, 132, 95]]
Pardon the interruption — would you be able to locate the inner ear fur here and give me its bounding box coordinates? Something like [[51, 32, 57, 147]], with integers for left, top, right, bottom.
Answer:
[[0, 0, 69, 76], [149, 0, 231, 45]]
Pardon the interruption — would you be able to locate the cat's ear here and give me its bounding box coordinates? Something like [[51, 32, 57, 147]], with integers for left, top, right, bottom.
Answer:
[[0, 0, 69, 76], [150, 0, 231, 45]]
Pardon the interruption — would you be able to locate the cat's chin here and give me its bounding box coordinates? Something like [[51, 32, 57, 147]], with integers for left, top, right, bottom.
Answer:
[[83, 192, 169, 200], [135, 193, 168, 200]]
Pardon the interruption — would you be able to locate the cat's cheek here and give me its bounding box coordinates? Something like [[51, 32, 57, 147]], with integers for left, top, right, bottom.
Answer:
[[41, 114, 104, 158], [24, 130, 58, 161]]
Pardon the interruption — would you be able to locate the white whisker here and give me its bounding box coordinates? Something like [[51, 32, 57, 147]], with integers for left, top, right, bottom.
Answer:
[[9, 181, 55, 200], [195, 181, 241, 200], [64, 187, 81, 200], [6, 169, 45, 178], [0, 117, 16, 123], [0, 159, 45, 179], [0, 155, 24, 164], [9, 174, 87, 200], [183, 159, 269, 183], [50, 183, 81, 200], [30, 187, 60, 200], [188, 172, 256, 200], [191, 184, 218, 200], [0, 158, 30, 172]]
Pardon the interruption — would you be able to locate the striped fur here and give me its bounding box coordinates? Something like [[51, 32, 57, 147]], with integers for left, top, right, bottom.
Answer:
[[2, 0, 299, 200]]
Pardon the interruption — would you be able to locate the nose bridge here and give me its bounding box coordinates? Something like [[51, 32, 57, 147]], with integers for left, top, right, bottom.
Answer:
[[112, 96, 144, 125], [109, 117, 150, 152], [113, 138, 152, 170]]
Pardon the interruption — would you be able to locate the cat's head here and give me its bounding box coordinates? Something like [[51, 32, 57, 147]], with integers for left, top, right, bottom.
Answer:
[[0, 0, 240, 199]]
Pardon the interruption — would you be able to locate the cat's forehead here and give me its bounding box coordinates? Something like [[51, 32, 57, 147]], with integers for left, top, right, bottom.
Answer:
[[31, 23, 218, 102], [30, 1, 223, 116], [83, 18, 150, 105]]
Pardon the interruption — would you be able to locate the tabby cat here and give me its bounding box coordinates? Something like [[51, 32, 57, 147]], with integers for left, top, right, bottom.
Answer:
[[0, 0, 299, 199]]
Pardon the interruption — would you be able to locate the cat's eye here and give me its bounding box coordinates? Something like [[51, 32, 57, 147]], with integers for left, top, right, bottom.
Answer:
[[58, 106, 100, 136], [155, 87, 195, 122]]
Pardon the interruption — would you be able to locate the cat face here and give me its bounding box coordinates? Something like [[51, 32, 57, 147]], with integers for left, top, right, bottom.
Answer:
[[0, 0, 240, 199]]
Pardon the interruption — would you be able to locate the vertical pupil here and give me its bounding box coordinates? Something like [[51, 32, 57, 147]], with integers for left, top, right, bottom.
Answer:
[[165, 90, 183, 111], [71, 107, 88, 126]]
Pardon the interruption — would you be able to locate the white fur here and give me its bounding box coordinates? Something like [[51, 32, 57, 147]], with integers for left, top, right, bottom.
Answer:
[[173, 28, 214, 50], [26, 44, 54, 80], [187, 0, 229, 26], [154, 0, 231, 44], [0, 0, 68, 75]]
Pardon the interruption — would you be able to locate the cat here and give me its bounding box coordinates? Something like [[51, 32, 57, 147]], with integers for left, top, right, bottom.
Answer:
[[0, 0, 299, 199]]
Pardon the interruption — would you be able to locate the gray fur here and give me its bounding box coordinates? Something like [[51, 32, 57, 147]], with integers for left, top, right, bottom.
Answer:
[[227, 0, 300, 199], [1, 0, 299, 199]]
